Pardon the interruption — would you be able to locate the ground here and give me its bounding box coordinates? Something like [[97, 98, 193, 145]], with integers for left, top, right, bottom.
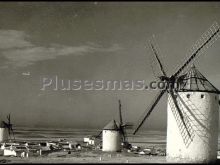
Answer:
[[0, 150, 166, 164]]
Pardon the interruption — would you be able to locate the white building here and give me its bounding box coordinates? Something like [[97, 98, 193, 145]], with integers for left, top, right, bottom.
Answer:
[[84, 136, 94, 145], [83, 136, 90, 143], [84, 135, 100, 146], [166, 66, 219, 163], [102, 120, 122, 152], [3, 149, 17, 157]]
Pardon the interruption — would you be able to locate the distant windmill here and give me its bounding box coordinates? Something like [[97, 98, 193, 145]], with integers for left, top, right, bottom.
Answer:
[[133, 22, 220, 163], [2, 114, 15, 141], [99, 99, 133, 151], [102, 119, 121, 152]]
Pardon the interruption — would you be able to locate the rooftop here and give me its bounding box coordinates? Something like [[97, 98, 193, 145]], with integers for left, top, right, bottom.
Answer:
[[103, 120, 119, 130], [178, 65, 220, 94]]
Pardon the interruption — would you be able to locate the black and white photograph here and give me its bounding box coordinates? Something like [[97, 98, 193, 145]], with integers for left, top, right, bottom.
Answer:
[[0, 1, 220, 164]]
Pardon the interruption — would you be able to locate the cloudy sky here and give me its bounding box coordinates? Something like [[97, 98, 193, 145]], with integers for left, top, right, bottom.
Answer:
[[0, 2, 220, 131]]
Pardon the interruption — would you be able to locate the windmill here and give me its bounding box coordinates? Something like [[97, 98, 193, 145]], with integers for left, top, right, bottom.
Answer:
[[133, 22, 220, 163], [97, 99, 133, 151], [2, 114, 15, 141]]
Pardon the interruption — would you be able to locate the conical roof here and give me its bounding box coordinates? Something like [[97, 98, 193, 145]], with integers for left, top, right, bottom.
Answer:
[[178, 65, 220, 94], [103, 120, 119, 130], [0, 121, 6, 128]]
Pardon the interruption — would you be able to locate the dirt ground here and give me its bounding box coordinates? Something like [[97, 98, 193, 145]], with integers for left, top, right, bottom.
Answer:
[[1, 151, 220, 163], [0, 151, 166, 164]]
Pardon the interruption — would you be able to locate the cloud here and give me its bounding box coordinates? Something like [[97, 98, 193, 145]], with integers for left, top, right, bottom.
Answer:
[[0, 30, 122, 68], [0, 30, 33, 49]]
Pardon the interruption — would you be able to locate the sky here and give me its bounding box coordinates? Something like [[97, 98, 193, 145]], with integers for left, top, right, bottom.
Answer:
[[0, 2, 220, 131]]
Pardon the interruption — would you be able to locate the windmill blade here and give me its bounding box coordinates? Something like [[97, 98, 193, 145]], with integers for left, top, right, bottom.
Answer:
[[148, 35, 168, 80], [133, 89, 166, 135], [149, 43, 167, 77], [122, 127, 128, 142], [119, 126, 126, 142], [119, 125, 128, 143], [11, 127, 15, 140], [7, 114, 10, 122], [122, 122, 133, 128], [173, 22, 220, 77], [169, 91, 190, 135], [95, 130, 102, 138], [10, 126, 15, 140], [2, 121, 7, 127], [6, 125, 11, 139], [8, 114, 11, 138], [118, 99, 123, 125], [169, 90, 194, 146], [7, 114, 11, 127], [8, 128, 11, 140], [5, 114, 15, 140]]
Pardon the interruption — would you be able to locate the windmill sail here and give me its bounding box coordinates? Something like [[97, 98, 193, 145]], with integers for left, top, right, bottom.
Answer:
[[118, 100, 129, 142], [173, 22, 220, 77], [148, 35, 168, 80], [176, 92, 210, 143], [149, 43, 167, 77], [133, 89, 166, 134], [168, 91, 195, 147], [118, 100, 123, 125]]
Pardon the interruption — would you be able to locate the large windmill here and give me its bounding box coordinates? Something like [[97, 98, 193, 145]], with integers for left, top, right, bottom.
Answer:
[[133, 22, 220, 163]]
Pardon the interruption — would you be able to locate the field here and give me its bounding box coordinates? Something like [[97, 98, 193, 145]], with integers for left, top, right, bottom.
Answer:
[[0, 127, 168, 163], [0, 127, 219, 163]]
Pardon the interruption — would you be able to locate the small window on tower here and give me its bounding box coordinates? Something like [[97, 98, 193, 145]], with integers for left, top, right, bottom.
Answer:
[[186, 94, 190, 98], [201, 94, 204, 99]]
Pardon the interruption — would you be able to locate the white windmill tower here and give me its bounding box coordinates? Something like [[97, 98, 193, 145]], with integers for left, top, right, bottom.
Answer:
[[102, 119, 121, 152], [133, 22, 220, 163], [0, 114, 15, 142]]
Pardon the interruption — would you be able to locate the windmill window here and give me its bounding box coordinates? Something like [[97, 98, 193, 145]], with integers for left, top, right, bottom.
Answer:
[[186, 94, 190, 98], [201, 94, 204, 99]]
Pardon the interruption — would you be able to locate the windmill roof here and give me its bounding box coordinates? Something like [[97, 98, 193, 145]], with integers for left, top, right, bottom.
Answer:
[[103, 120, 119, 130], [0, 121, 6, 128], [178, 65, 220, 94]]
